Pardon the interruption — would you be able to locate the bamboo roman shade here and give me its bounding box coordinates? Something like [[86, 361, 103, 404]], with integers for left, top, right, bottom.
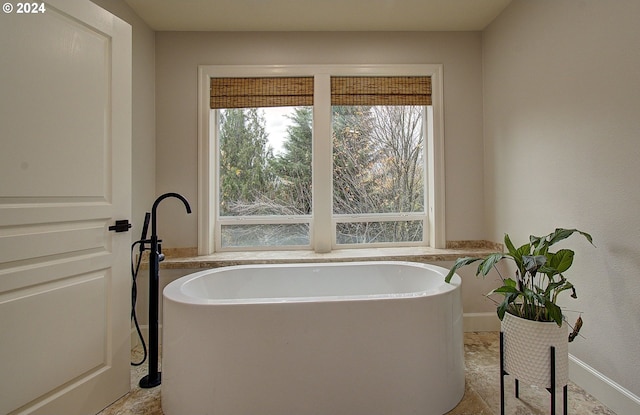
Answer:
[[210, 77, 314, 109], [331, 76, 432, 106]]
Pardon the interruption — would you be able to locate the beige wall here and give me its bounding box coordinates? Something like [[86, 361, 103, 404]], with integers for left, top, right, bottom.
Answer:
[[483, 0, 640, 400], [154, 31, 486, 248], [91, 0, 156, 239]]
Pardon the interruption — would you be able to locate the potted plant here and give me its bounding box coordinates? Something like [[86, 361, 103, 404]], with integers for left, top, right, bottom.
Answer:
[[445, 227, 594, 388]]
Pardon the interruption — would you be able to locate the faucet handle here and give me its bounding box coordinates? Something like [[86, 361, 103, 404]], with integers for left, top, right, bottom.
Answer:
[[157, 241, 165, 262]]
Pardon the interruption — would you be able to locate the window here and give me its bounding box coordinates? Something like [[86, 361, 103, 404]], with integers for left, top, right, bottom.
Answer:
[[332, 106, 426, 245], [211, 77, 314, 249], [331, 76, 430, 247], [198, 65, 445, 254], [216, 106, 313, 248]]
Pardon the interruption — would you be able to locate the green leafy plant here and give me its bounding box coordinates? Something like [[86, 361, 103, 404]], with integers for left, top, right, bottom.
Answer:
[[445, 228, 594, 327]]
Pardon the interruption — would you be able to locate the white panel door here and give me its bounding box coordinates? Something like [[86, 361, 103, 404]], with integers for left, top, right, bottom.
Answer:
[[0, 1, 132, 414]]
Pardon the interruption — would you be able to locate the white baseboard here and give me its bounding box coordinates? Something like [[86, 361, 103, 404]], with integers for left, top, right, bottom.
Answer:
[[570, 354, 640, 415], [463, 312, 501, 332]]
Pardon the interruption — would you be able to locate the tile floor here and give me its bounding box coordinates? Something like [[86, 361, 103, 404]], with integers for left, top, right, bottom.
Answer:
[[98, 332, 616, 414]]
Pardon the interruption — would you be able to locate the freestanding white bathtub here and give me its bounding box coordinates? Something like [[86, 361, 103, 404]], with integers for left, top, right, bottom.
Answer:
[[162, 261, 464, 415]]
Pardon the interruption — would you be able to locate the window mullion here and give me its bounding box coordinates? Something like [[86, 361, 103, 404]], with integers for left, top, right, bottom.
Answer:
[[218, 216, 310, 225], [312, 73, 332, 253], [334, 213, 425, 223]]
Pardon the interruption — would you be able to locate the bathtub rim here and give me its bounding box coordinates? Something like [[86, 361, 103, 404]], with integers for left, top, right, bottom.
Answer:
[[163, 260, 461, 306]]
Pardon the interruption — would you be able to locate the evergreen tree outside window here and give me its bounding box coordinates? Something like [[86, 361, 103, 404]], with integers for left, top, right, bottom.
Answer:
[[217, 106, 313, 248]]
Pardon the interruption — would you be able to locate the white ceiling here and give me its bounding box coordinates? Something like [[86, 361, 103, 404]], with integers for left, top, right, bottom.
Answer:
[[124, 0, 513, 32]]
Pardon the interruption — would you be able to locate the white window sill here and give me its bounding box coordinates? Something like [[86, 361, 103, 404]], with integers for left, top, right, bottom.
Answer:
[[156, 241, 501, 270]]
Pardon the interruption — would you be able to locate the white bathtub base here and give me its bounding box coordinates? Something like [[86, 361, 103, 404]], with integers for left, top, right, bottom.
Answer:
[[162, 262, 465, 415]]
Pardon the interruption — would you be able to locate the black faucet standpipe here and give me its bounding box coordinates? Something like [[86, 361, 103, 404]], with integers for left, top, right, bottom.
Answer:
[[139, 192, 191, 389]]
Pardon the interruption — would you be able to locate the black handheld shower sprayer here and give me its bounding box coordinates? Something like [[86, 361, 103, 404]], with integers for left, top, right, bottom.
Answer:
[[130, 212, 150, 367], [139, 192, 191, 389]]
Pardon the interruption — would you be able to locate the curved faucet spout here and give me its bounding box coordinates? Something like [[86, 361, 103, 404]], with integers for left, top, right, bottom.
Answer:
[[151, 192, 192, 236]]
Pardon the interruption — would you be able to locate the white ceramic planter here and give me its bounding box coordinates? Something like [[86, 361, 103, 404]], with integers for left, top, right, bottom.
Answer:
[[501, 312, 569, 388]]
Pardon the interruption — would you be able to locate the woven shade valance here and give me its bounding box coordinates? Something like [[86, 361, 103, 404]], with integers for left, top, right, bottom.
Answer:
[[210, 77, 314, 109], [331, 76, 432, 106]]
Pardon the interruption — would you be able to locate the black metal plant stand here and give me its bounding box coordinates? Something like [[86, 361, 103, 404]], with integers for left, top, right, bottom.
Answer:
[[500, 332, 568, 415]]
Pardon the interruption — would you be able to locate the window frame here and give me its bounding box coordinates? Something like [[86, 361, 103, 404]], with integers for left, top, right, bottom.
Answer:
[[198, 64, 445, 255]]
